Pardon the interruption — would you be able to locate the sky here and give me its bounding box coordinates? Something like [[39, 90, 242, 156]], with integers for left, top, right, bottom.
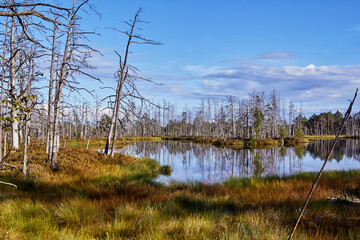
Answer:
[[73, 0, 360, 116]]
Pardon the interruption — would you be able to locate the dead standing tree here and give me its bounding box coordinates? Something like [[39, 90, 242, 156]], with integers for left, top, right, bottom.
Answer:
[[104, 7, 161, 156], [0, 1, 71, 152], [0, 0, 99, 170], [48, 0, 100, 170]]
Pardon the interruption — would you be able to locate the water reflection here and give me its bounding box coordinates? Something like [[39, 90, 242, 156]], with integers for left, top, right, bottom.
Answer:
[[121, 139, 360, 183]]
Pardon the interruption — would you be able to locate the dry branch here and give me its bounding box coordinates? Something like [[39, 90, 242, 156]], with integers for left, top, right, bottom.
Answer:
[[0, 180, 17, 188], [326, 197, 360, 204], [0, 10, 68, 26], [288, 88, 358, 240], [0, 150, 17, 188]]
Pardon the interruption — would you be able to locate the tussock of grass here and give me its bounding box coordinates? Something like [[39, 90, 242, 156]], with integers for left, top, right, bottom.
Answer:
[[0, 140, 359, 239]]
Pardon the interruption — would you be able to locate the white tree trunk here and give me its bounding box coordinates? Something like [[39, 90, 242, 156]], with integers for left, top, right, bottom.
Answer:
[[9, 16, 19, 150]]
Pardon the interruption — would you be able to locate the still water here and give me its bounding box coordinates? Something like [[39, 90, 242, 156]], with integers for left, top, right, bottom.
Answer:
[[120, 139, 360, 183]]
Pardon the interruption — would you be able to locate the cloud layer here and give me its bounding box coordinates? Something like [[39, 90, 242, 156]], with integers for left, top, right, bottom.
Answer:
[[88, 51, 360, 115], [149, 62, 360, 115]]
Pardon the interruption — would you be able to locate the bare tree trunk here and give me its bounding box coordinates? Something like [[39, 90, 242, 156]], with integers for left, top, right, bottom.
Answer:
[[69, 113, 72, 140], [50, 85, 63, 170], [84, 101, 88, 139], [110, 76, 126, 156], [104, 8, 160, 154], [46, 21, 57, 154], [22, 121, 28, 176], [0, 16, 9, 161], [23, 55, 34, 176], [231, 98, 235, 138], [3, 134, 6, 158], [9, 16, 19, 150], [49, 2, 76, 169], [80, 102, 84, 138], [86, 136, 91, 150]]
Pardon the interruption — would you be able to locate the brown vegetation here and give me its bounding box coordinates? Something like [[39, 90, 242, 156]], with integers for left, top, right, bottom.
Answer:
[[0, 140, 359, 239]]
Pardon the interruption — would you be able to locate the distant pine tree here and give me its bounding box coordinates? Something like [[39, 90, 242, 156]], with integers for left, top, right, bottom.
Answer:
[[294, 126, 305, 138], [280, 125, 288, 139]]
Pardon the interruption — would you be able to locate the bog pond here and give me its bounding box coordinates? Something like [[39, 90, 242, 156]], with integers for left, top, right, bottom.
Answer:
[[117, 139, 360, 183]]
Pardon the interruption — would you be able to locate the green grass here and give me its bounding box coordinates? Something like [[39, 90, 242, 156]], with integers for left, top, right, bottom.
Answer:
[[0, 141, 359, 239]]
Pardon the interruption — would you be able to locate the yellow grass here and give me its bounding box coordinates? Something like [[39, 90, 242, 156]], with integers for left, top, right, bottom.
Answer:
[[0, 139, 358, 239]]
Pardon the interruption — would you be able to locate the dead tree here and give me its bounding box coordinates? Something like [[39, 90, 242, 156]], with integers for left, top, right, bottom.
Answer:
[[0, 1, 71, 152], [45, 16, 57, 154], [0, 15, 9, 159], [21, 50, 37, 176], [104, 7, 161, 156], [48, 0, 100, 170]]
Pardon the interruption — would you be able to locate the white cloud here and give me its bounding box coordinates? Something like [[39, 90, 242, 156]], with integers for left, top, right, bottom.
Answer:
[[87, 54, 118, 82], [203, 80, 224, 88], [188, 63, 360, 114], [183, 65, 223, 75], [90, 52, 360, 116]]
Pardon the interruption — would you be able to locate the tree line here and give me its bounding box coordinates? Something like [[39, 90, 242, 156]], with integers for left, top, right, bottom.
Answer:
[[30, 89, 360, 142]]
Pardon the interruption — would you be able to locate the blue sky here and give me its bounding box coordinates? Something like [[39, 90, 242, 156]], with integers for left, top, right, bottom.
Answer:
[[76, 0, 360, 116]]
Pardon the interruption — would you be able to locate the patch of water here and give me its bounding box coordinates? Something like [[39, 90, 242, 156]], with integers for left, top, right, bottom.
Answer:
[[120, 139, 360, 183]]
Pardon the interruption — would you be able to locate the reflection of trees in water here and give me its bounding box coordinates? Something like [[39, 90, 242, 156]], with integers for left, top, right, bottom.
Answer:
[[125, 142, 298, 180], [294, 147, 307, 159], [306, 139, 360, 162], [124, 140, 359, 182]]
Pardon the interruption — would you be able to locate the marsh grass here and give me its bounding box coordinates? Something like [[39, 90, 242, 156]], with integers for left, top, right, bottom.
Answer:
[[305, 135, 359, 140], [66, 135, 311, 151], [0, 139, 359, 239]]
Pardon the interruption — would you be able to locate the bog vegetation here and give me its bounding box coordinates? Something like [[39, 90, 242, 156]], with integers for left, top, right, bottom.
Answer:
[[0, 1, 359, 239], [0, 138, 359, 239]]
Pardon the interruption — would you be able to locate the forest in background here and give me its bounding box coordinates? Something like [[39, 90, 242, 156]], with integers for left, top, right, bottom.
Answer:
[[29, 89, 360, 141]]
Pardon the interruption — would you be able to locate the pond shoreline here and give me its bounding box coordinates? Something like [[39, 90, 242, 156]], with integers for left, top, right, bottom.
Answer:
[[67, 135, 359, 151], [111, 135, 359, 150], [1, 144, 359, 239], [119, 138, 360, 183]]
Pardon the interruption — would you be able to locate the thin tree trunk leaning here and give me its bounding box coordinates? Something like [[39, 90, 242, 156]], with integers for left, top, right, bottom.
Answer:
[[46, 21, 57, 154], [49, 1, 76, 170], [47, 0, 97, 169], [104, 23, 132, 156], [110, 75, 126, 156], [50, 77, 64, 170], [104, 8, 160, 155], [288, 88, 358, 240], [105, 77, 123, 156]]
